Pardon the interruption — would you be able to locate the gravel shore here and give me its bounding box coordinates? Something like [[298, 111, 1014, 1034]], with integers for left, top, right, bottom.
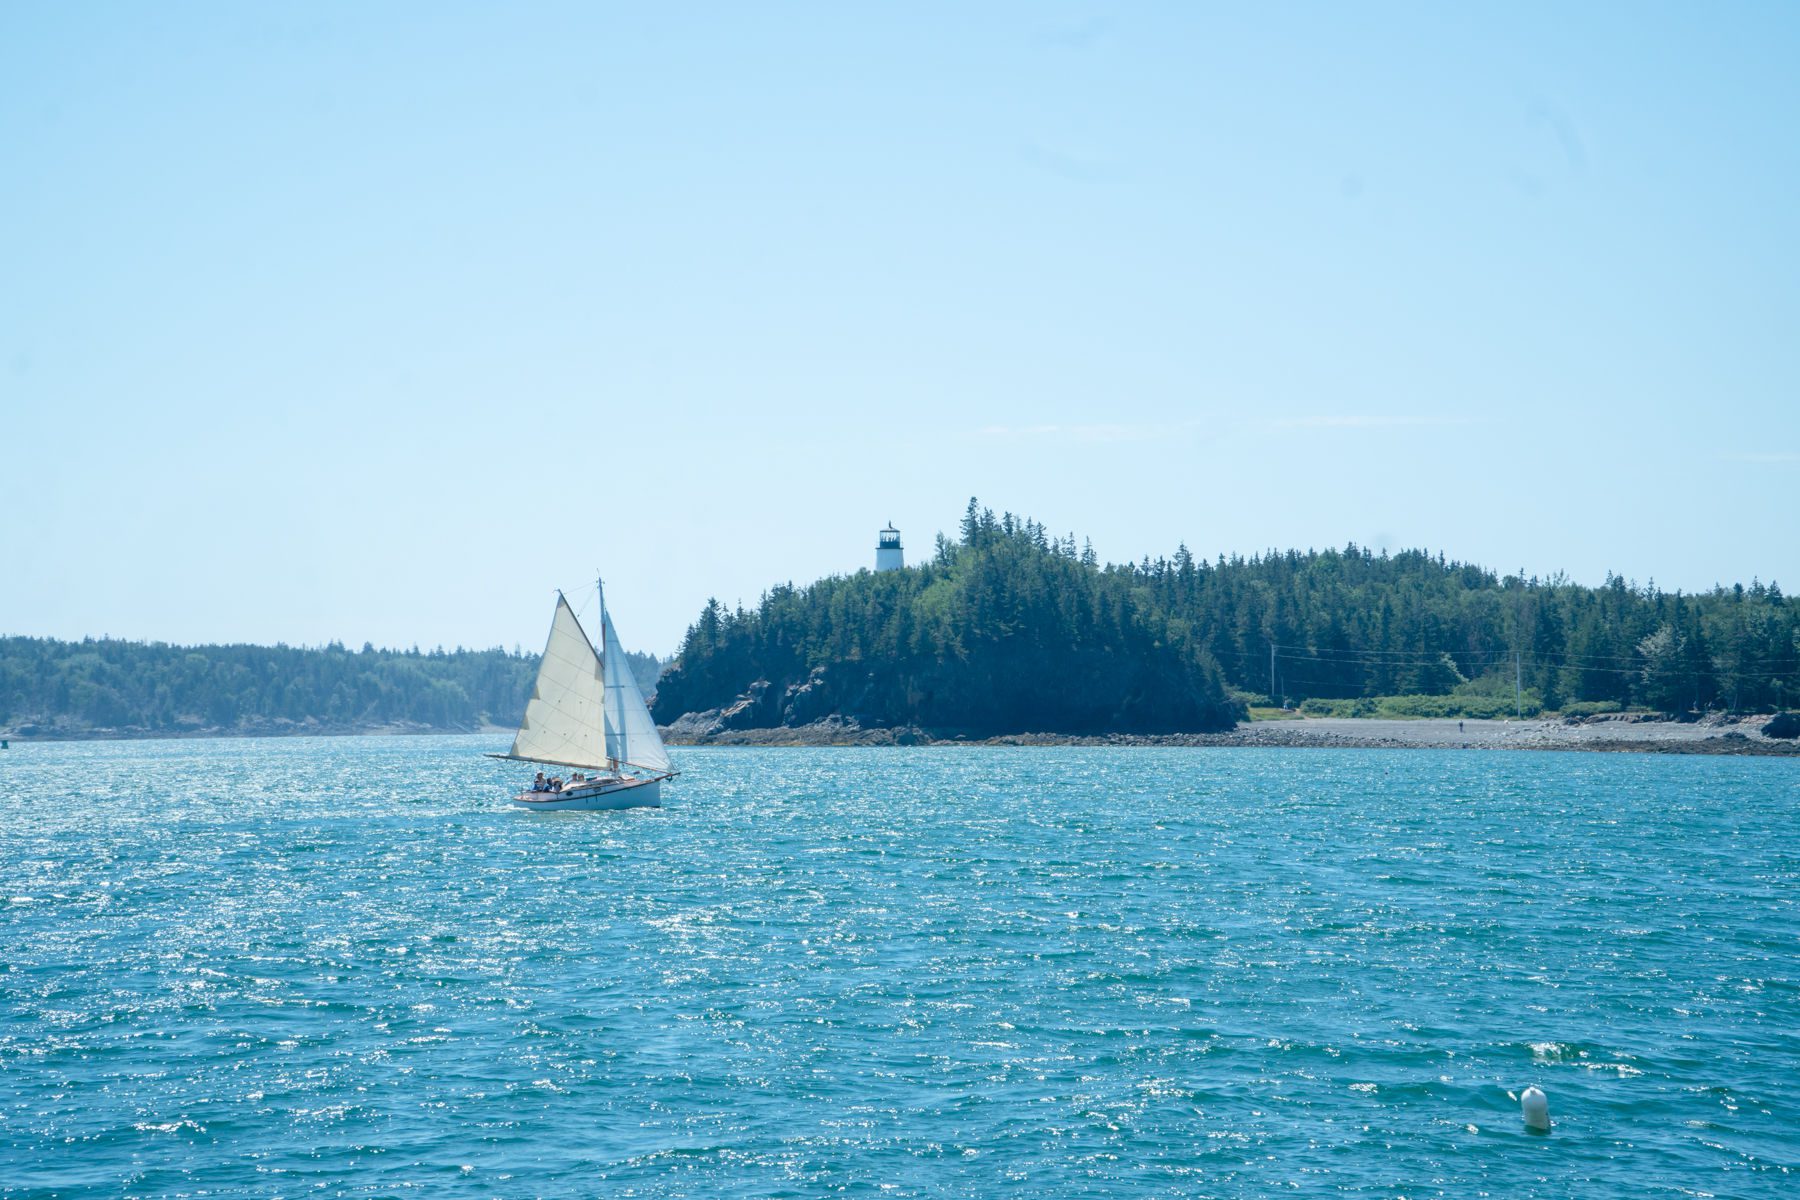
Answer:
[[666, 713, 1800, 755]]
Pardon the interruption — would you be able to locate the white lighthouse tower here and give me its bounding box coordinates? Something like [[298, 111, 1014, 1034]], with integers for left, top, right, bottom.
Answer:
[[876, 523, 904, 571]]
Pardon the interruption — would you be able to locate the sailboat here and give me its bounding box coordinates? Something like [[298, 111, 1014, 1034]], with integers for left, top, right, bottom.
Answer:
[[488, 581, 675, 811]]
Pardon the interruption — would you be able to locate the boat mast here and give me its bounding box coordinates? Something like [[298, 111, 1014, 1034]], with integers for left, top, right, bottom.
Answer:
[[599, 572, 620, 777]]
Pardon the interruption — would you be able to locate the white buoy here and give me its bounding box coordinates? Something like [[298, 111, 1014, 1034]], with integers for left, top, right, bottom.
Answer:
[[1521, 1085, 1551, 1132]]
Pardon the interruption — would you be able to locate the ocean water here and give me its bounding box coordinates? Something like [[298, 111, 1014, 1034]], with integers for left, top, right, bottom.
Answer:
[[0, 738, 1796, 1197]]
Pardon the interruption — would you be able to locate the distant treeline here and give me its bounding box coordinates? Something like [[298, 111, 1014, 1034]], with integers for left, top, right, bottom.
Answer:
[[1133, 533, 1799, 716], [0, 637, 664, 739], [653, 499, 1800, 731]]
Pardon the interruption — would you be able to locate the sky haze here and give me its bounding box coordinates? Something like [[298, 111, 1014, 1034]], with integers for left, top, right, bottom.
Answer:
[[4, 3, 1796, 654]]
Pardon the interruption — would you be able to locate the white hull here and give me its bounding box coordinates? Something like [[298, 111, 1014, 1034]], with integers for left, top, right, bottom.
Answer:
[[510, 776, 662, 812]]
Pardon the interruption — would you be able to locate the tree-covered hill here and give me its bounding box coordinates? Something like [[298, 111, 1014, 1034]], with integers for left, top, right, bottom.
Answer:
[[655, 499, 1800, 732], [0, 637, 664, 740], [651, 506, 1243, 735]]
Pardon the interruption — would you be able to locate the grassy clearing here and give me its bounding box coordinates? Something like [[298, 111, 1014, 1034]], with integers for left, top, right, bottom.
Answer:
[[1289, 696, 1646, 720], [1299, 693, 1543, 720]]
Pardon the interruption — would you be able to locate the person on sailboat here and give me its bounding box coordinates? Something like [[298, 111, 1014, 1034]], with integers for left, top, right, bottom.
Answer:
[[532, 772, 547, 792]]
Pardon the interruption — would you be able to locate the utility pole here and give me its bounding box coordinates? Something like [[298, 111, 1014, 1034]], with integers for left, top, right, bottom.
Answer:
[[1515, 651, 1523, 719], [1270, 642, 1277, 706]]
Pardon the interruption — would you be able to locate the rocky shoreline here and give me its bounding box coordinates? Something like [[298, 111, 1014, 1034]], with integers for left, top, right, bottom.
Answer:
[[6, 713, 1795, 757], [663, 712, 1800, 756]]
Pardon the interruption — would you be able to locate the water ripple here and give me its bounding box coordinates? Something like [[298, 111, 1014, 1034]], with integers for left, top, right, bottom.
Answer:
[[1, 738, 1796, 1195]]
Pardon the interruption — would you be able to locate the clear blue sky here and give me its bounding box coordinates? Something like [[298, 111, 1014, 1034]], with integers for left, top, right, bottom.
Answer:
[[3, 3, 1796, 656]]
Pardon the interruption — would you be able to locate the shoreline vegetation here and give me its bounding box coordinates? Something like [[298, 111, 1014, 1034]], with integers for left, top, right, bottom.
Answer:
[[0, 636, 661, 745], [3, 714, 1794, 756], [6, 501, 1797, 753]]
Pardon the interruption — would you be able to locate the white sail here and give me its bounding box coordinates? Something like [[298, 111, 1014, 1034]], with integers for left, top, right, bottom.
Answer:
[[601, 608, 672, 774], [508, 595, 610, 770]]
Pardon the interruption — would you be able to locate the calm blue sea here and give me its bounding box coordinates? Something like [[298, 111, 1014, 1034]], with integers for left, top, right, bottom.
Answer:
[[0, 738, 1795, 1197]]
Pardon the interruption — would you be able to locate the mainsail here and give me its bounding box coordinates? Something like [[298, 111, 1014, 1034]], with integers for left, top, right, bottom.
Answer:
[[602, 609, 672, 774], [506, 595, 610, 770]]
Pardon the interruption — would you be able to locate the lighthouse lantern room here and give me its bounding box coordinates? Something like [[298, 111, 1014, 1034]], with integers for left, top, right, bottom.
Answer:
[[876, 523, 904, 572]]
